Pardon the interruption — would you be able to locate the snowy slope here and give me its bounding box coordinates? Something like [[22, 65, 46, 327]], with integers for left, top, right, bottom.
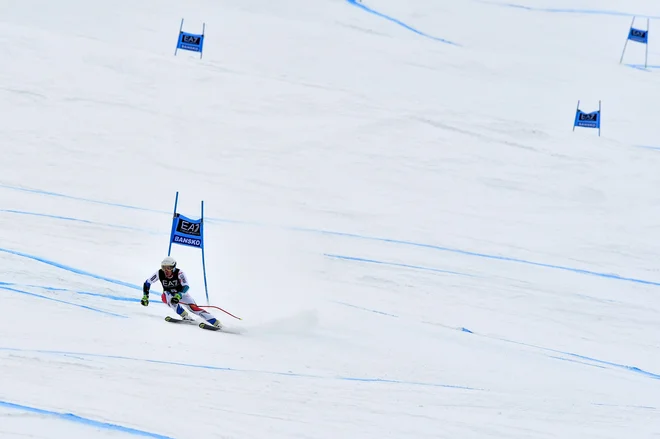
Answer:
[[1, 0, 660, 438]]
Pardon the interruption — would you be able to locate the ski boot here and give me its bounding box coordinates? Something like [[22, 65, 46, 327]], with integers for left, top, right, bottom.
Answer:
[[180, 310, 195, 322], [207, 318, 222, 329]]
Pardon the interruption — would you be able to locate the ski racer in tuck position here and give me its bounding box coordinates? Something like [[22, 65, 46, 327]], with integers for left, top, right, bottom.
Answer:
[[140, 256, 222, 328]]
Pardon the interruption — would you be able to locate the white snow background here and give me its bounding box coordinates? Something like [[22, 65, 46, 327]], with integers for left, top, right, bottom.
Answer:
[[1, 0, 660, 438]]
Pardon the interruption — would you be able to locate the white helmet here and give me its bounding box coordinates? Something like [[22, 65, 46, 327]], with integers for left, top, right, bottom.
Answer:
[[161, 256, 177, 270]]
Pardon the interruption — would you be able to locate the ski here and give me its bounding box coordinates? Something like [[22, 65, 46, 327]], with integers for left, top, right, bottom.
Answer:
[[165, 316, 196, 325], [166, 316, 240, 334], [199, 322, 222, 331], [198, 322, 243, 334]]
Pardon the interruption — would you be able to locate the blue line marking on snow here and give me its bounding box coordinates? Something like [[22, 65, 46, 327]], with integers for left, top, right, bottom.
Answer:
[[331, 300, 399, 317], [0, 283, 137, 302], [76, 290, 139, 302], [4, 184, 660, 287], [425, 320, 660, 381], [346, 0, 460, 45], [0, 347, 481, 391], [625, 65, 660, 72], [337, 376, 476, 389], [636, 145, 660, 151], [0, 247, 141, 290], [476, 0, 660, 18], [287, 226, 660, 286], [0, 285, 127, 318], [563, 353, 660, 379], [0, 184, 166, 213], [40, 286, 138, 302], [549, 355, 608, 369], [422, 320, 474, 333], [0, 400, 173, 439], [483, 333, 660, 380], [626, 65, 649, 72], [0, 209, 161, 234], [325, 253, 473, 276]]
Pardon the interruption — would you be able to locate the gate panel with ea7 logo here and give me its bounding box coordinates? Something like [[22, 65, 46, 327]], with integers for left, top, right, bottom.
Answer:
[[620, 17, 650, 69], [573, 100, 601, 137], [175, 18, 206, 59]]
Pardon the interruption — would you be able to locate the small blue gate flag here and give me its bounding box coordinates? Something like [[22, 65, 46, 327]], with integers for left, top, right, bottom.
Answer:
[[170, 214, 204, 249], [629, 28, 649, 44]]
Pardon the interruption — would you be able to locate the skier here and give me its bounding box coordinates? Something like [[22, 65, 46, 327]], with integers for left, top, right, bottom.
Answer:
[[140, 256, 222, 328]]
